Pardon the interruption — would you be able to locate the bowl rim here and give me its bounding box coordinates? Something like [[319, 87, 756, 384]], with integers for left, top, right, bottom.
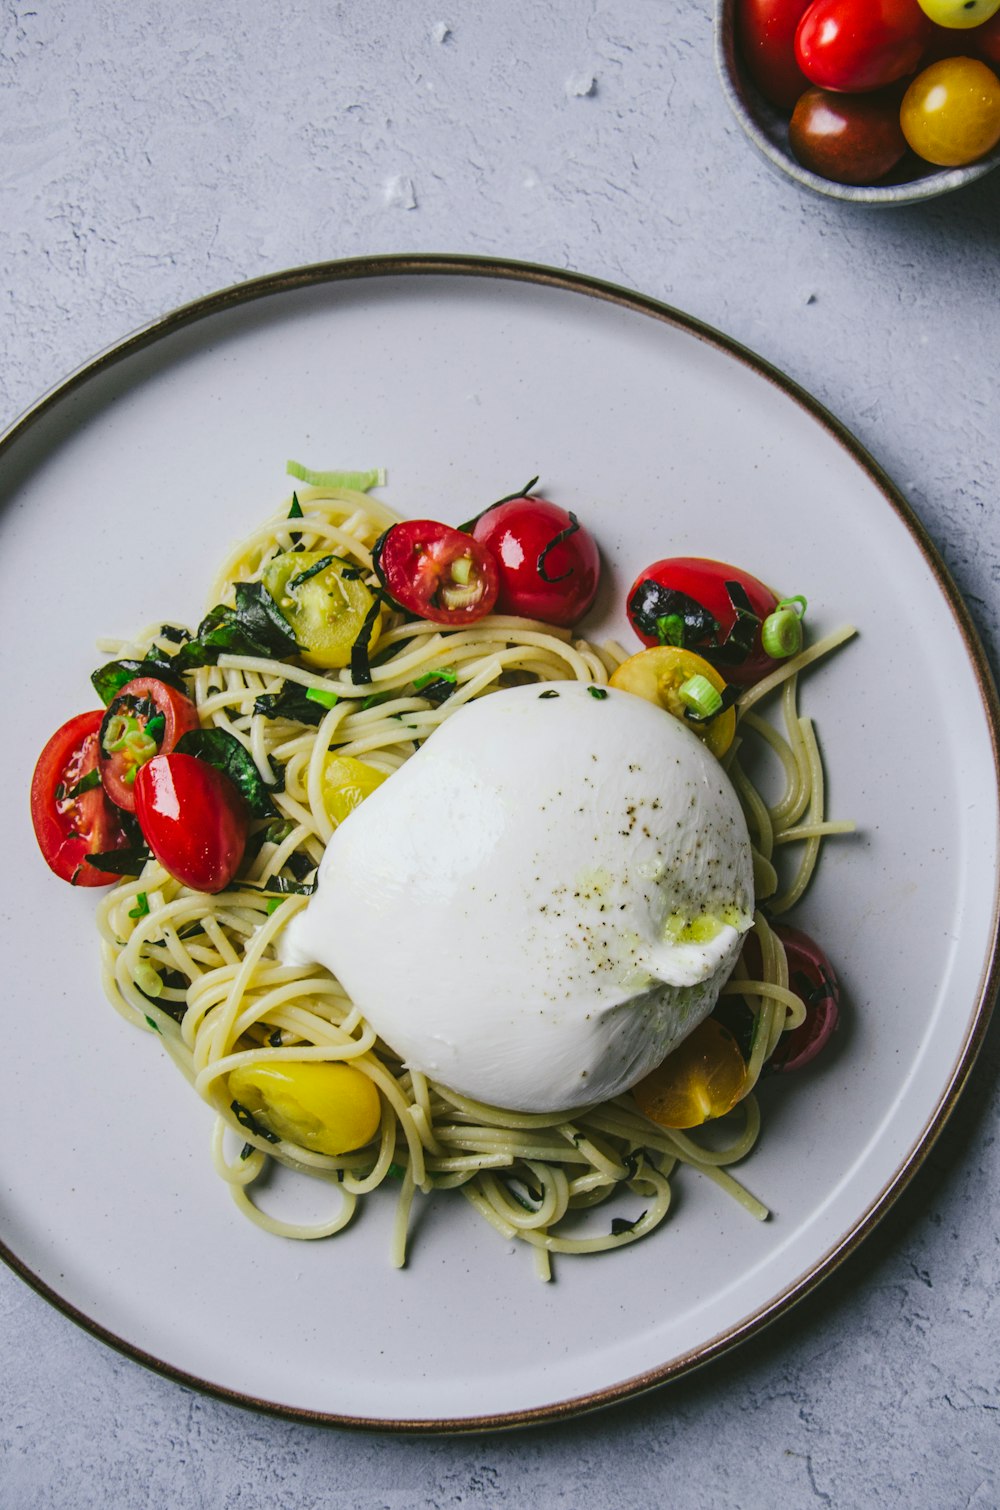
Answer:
[[715, 0, 1000, 205]]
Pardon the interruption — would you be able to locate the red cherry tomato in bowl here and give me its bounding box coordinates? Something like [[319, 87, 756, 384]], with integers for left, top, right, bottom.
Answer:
[[471, 496, 600, 627], [98, 676, 201, 812], [134, 752, 248, 894], [373, 520, 498, 626], [626, 557, 793, 687], [31, 711, 133, 885], [737, 0, 813, 109], [795, 0, 933, 93]]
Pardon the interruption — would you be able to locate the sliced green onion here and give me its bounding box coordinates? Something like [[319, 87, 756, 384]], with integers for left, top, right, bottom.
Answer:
[[128, 892, 150, 919], [103, 713, 138, 753], [450, 554, 473, 586], [286, 460, 386, 491], [439, 580, 482, 611], [305, 686, 339, 710], [266, 897, 285, 914], [761, 597, 807, 660], [678, 674, 723, 719], [134, 960, 163, 997], [413, 668, 457, 690]]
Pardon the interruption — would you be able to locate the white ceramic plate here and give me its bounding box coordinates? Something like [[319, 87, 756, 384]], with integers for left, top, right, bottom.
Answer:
[[2, 256, 997, 1429]]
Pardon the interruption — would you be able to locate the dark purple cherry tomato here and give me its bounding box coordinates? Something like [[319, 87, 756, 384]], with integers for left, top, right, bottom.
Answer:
[[471, 496, 600, 627], [134, 752, 248, 894], [770, 924, 841, 1073], [795, 0, 933, 92], [974, 14, 1000, 66], [737, 0, 813, 108], [373, 520, 499, 626], [789, 85, 909, 182]]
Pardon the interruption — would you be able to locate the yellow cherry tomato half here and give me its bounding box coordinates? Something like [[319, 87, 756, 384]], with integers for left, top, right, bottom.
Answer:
[[262, 550, 381, 669], [609, 646, 736, 757], [322, 755, 388, 826], [917, 0, 1000, 26], [228, 1060, 381, 1155], [901, 57, 1000, 165], [632, 1018, 748, 1130]]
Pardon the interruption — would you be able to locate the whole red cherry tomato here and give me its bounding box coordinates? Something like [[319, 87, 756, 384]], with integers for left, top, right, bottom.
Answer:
[[471, 496, 600, 627], [737, 0, 813, 108], [790, 85, 909, 181], [134, 752, 248, 893], [31, 711, 133, 885], [769, 924, 841, 1073], [373, 520, 499, 625], [98, 676, 200, 812], [626, 557, 800, 687], [796, 0, 933, 92]]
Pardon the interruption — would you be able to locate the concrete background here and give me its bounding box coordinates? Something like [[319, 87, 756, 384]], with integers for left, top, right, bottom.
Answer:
[[2, 2, 999, 1505]]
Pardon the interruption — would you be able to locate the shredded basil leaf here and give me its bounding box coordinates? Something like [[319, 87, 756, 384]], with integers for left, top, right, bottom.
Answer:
[[536, 511, 581, 584], [84, 844, 150, 876], [231, 1099, 280, 1144], [65, 768, 102, 800], [174, 727, 277, 817], [610, 1212, 646, 1237], [254, 683, 332, 726]]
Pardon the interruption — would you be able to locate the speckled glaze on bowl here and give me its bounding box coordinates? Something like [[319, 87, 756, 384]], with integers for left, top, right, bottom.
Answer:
[[716, 0, 1000, 205]]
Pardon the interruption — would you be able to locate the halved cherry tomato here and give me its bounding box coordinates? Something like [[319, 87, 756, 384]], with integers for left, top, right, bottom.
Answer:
[[31, 711, 133, 885], [470, 496, 600, 627], [98, 677, 200, 812], [373, 520, 499, 625], [609, 646, 737, 757], [261, 551, 381, 669], [134, 752, 248, 893], [632, 1019, 748, 1129], [795, 0, 933, 93], [626, 557, 794, 687], [737, 0, 813, 109]]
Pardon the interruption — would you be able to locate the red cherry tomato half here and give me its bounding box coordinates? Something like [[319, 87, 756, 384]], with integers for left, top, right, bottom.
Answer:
[[626, 557, 781, 687], [31, 711, 133, 886], [98, 676, 201, 812], [737, 0, 813, 109], [790, 85, 909, 182], [134, 752, 248, 894], [373, 520, 499, 626], [795, 0, 933, 92], [471, 496, 600, 627], [769, 924, 841, 1072]]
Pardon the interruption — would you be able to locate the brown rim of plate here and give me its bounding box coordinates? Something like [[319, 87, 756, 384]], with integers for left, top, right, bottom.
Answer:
[[2, 252, 999, 1434]]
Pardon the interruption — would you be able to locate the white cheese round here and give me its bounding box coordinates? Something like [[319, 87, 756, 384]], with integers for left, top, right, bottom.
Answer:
[[282, 681, 754, 1112]]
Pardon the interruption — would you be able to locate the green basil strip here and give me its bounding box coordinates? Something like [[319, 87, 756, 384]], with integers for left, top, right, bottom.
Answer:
[[174, 728, 277, 817]]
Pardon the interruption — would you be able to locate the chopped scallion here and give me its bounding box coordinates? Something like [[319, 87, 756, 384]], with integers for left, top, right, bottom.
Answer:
[[305, 686, 339, 710], [678, 674, 722, 719], [761, 597, 807, 660], [286, 460, 386, 491]]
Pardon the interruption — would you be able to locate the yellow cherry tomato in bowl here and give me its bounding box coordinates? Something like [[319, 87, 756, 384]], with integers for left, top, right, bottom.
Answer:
[[609, 646, 736, 757], [322, 754, 387, 826], [632, 1019, 748, 1130], [228, 1060, 381, 1155], [901, 56, 1000, 165], [917, 0, 1000, 25]]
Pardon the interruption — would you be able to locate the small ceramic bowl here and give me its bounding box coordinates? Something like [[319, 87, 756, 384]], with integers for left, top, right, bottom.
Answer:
[[715, 0, 1000, 205]]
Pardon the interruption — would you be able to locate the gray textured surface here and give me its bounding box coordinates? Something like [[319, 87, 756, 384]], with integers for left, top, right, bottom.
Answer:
[[3, 1, 1000, 1505]]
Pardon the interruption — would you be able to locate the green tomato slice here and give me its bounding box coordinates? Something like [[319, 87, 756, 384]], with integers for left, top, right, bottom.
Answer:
[[261, 551, 381, 669]]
